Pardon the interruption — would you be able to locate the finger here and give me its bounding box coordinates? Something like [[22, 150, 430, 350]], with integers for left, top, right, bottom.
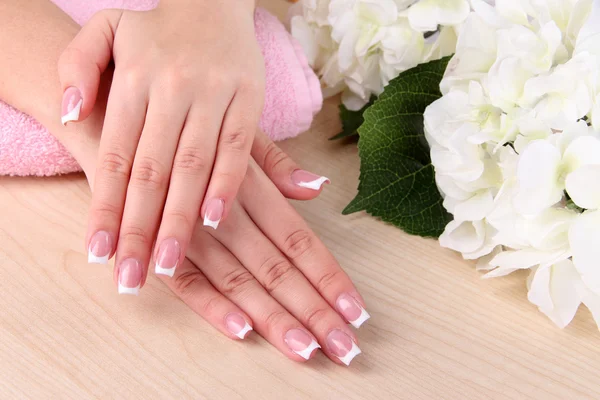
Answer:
[[58, 9, 124, 124], [160, 257, 254, 340], [201, 90, 258, 230], [86, 71, 147, 266], [113, 94, 188, 293], [211, 203, 361, 366], [186, 230, 321, 362], [251, 131, 330, 200], [153, 102, 227, 279], [240, 162, 370, 328]]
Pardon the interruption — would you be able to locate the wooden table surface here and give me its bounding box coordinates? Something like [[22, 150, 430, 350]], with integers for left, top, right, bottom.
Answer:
[[2, 2, 600, 399]]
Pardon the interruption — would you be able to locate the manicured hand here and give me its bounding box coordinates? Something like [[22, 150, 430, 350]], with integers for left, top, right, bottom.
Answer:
[[160, 160, 367, 366], [58, 1, 265, 289]]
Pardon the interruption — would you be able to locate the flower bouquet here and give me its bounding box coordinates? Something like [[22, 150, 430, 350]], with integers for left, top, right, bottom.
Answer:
[[292, 0, 600, 329]]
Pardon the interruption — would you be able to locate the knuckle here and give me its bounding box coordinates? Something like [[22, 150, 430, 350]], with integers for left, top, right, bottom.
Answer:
[[303, 307, 330, 329], [259, 256, 296, 294], [58, 47, 85, 69], [220, 269, 255, 297], [173, 146, 209, 174], [119, 225, 151, 247], [261, 142, 289, 173], [222, 130, 250, 153], [315, 269, 344, 293], [240, 77, 263, 94], [263, 310, 287, 330], [92, 202, 121, 220], [174, 269, 207, 298], [161, 65, 193, 94], [130, 156, 167, 190], [100, 152, 132, 180], [200, 294, 222, 318], [122, 66, 145, 89], [205, 70, 228, 92], [282, 229, 314, 260], [163, 208, 193, 235]]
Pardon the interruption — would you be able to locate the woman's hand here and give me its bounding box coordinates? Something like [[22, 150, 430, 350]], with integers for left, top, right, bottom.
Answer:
[[157, 160, 368, 366], [58, 1, 266, 286]]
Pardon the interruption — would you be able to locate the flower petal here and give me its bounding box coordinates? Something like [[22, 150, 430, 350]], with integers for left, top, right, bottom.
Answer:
[[513, 140, 563, 216], [408, 0, 470, 32], [439, 219, 487, 254], [569, 210, 600, 294], [528, 260, 584, 329], [562, 134, 600, 172], [575, 0, 600, 57], [485, 248, 570, 278], [451, 190, 495, 222], [566, 165, 600, 210]]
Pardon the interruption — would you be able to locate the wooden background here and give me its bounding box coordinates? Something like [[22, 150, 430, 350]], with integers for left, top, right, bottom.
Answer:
[[1, 1, 599, 398]]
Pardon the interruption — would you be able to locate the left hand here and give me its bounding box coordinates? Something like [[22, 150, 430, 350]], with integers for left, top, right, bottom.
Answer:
[[58, 0, 265, 285]]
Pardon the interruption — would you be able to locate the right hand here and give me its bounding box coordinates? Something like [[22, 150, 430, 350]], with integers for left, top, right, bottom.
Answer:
[[81, 128, 368, 365], [159, 158, 368, 365]]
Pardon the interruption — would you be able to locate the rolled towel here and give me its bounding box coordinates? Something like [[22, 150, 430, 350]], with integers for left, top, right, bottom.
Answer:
[[0, 1, 323, 177]]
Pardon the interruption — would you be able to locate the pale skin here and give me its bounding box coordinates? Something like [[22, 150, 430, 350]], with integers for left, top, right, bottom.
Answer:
[[0, 1, 368, 364]]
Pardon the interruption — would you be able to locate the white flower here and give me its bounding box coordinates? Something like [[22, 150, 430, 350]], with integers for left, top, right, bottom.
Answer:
[[439, 219, 497, 259], [513, 123, 600, 216], [425, 0, 600, 330], [527, 260, 586, 328], [520, 52, 598, 130], [406, 0, 471, 32], [440, 12, 498, 94], [487, 21, 564, 111], [292, 0, 470, 110]]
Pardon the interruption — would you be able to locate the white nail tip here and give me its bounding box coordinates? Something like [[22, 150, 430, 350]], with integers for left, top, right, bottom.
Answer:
[[203, 216, 220, 230], [88, 252, 109, 265], [118, 283, 140, 296], [338, 342, 361, 366], [350, 309, 371, 329], [297, 176, 330, 191], [155, 263, 176, 278], [61, 99, 82, 125], [235, 322, 253, 339], [294, 340, 321, 360]]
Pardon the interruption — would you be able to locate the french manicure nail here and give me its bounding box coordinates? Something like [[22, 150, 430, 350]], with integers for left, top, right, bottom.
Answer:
[[284, 328, 321, 360], [88, 230, 112, 264], [118, 258, 142, 296], [61, 87, 83, 125], [291, 170, 330, 190], [203, 198, 224, 230], [225, 313, 253, 339], [326, 330, 361, 366], [155, 238, 180, 277], [336, 293, 370, 329]]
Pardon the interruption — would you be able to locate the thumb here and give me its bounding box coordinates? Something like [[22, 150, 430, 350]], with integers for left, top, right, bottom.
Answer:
[[58, 9, 123, 125], [251, 131, 330, 201]]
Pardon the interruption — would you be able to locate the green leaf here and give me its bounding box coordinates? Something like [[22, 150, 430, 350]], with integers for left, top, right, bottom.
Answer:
[[343, 57, 453, 238], [329, 97, 376, 140]]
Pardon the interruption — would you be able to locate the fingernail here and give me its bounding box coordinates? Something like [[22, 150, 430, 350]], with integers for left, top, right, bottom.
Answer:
[[203, 198, 224, 230], [118, 258, 142, 295], [291, 170, 330, 190], [326, 330, 361, 366], [225, 313, 253, 339], [155, 238, 180, 277], [336, 293, 370, 329], [61, 87, 83, 125], [88, 230, 112, 264], [284, 328, 321, 360]]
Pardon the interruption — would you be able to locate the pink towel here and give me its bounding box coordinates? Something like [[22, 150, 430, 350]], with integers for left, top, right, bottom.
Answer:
[[0, 1, 323, 177]]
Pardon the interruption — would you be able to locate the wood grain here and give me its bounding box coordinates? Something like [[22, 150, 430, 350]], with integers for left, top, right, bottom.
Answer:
[[1, 1, 600, 399]]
